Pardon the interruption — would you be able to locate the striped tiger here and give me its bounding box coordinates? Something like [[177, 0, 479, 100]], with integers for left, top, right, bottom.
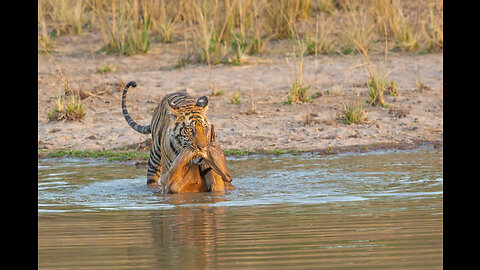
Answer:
[[122, 81, 233, 192]]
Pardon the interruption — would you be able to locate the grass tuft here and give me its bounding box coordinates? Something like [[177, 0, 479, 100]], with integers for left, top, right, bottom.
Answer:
[[228, 90, 241, 104], [286, 81, 312, 104], [343, 99, 367, 125], [284, 20, 312, 104], [96, 63, 117, 74], [47, 69, 86, 121], [351, 23, 391, 107]]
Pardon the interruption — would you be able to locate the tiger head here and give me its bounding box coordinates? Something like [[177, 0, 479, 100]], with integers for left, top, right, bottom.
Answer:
[[168, 95, 212, 152]]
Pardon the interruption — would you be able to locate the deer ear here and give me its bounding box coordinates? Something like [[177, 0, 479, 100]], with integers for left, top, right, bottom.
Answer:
[[210, 124, 216, 143], [196, 96, 209, 108]]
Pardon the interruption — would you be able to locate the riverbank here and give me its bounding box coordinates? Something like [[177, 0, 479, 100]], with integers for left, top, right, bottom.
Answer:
[[38, 139, 442, 164], [38, 32, 443, 156]]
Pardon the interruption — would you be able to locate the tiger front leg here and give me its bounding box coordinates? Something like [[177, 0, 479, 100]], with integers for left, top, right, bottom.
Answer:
[[146, 146, 164, 188], [146, 166, 161, 189]]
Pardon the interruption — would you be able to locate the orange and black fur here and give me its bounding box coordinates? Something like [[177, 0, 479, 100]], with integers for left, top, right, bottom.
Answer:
[[122, 81, 233, 192]]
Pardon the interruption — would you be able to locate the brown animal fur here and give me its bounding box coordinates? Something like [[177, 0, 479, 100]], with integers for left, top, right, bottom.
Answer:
[[160, 125, 234, 194]]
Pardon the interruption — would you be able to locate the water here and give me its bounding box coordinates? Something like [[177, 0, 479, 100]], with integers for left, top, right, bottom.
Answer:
[[38, 148, 443, 269]]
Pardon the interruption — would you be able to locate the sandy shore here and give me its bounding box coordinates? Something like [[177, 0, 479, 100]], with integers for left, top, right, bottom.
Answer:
[[38, 31, 443, 154]]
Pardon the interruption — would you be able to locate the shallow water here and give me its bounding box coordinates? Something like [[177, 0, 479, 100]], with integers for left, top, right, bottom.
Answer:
[[38, 148, 443, 269]]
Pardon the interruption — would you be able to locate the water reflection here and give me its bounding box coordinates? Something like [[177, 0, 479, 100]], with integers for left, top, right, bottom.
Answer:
[[149, 206, 228, 269], [38, 148, 443, 269], [39, 201, 442, 269]]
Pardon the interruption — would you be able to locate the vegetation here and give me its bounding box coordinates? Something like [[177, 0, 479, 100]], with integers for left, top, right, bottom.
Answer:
[[150, 0, 181, 43], [286, 80, 312, 104], [285, 31, 312, 104], [38, 0, 53, 53], [41, 142, 431, 161], [47, 0, 90, 36], [247, 89, 257, 114], [38, 0, 442, 58], [96, 63, 117, 74], [304, 15, 337, 55], [349, 21, 395, 107], [342, 99, 368, 125], [40, 147, 309, 162], [47, 93, 86, 121], [41, 149, 149, 161], [222, 148, 304, 156], [47, 69, 86, 121], [90, 0, 151, 55], [228, 90, 241, 104], [38, 0, 443, 155]]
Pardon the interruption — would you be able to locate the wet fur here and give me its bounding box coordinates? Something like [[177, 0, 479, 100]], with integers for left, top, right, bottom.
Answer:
[[122, 81, 234, 193], [161, 143, 234, 194]]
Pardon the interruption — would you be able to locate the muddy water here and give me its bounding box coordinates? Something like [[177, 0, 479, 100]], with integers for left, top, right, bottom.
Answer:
[[38, 148, 443, 269]]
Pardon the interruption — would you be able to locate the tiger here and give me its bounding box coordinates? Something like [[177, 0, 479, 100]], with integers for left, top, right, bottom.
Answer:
[[121, 81, 234, 192]]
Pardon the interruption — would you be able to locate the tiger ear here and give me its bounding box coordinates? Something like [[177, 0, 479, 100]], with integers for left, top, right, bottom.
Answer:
[[196, 96, 209, 109], [168, 99, 181, 115]]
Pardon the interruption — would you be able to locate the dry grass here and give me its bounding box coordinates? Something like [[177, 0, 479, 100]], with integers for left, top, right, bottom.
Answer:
[[263, 0, 311, 39], [45, 0, 91, 37], [349, 22, 395, 107], [343, 99, 368, 125], [285, 21, 312, 104], [38, 0, 52, 53], [285, 42, 312, 104], [89, 0, 151, 55], [362, 49, 389, 107], [47, 69, 86, 121], [96, 63, 117, 74], [382, 0, 419, 51], [38, 0, 442, 57], [228, 90, 241, 105], [48, 93, 86, 121], [422, 0, 443, 52], [149, 0, 182, 43], [304, 14, 337, 55], [247, 89, 257, 114], [340, 1, 377, 55]]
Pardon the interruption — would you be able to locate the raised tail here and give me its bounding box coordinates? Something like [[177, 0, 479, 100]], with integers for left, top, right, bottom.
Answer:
[[122, 81, 151, 134]]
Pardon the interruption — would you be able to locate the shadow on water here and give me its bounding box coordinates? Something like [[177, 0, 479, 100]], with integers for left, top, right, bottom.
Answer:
[[38, 148, 443, 269]]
